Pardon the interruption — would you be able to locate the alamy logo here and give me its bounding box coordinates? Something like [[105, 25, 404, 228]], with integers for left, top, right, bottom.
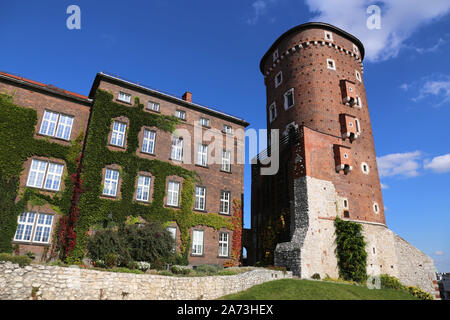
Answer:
[[366, 5, 381, 30], [66, 5, 81, 30]]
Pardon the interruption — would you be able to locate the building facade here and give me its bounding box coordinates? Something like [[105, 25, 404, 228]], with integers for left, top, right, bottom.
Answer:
[[249, 22, 439, 297], [0, 71, 248, 267]]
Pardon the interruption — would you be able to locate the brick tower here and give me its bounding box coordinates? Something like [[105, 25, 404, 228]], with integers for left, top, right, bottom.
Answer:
[[249, 22, 438, 296]]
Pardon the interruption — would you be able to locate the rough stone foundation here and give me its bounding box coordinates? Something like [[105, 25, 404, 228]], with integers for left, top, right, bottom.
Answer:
[[275, 176, 438, 297], [0, 263, 292, 300]]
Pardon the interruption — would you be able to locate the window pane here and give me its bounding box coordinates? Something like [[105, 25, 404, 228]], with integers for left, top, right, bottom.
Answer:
[[103, 169, 119, 196]]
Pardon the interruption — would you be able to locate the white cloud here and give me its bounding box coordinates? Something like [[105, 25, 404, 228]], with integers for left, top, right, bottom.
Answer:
[[424, 154, 450, 174], [303, 0, 450, 62], [246, 0, 278, 25], [377, 151, 422, 178], [402, 74, 450, 106], [399, 83, 409, 91], [380, 183, 389, 190], [435, 251, 444, 256], [414, 37, 447, 54]]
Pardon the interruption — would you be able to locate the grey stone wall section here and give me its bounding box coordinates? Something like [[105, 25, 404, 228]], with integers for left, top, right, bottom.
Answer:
[[0, 263, 292, 300], [273, 175, 438, 297]]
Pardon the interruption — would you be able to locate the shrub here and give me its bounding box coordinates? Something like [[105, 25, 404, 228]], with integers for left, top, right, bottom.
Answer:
[[267, 265, 287, 274], [0, 253, 32, 267], [380, 274, 404, 290], [105, 253, 119, 268], [86, 222, 176, 269], [136, 261, 151, 272], [406, 286, 434, 300], [171, 265, 191, 275], [311, 273, 321, 280], [195, 264, 222, 274]]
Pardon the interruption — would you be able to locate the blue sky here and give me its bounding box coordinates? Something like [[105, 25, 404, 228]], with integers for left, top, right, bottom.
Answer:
[[1, 1, 449, 271]]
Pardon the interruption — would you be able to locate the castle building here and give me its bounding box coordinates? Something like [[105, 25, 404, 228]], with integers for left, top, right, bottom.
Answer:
[[248, 22, 439, 297], [0, 71, 248, 267]]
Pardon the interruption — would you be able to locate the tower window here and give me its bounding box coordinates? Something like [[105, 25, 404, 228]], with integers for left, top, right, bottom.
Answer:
[[327, 59, 336, 70], [284, 88, 295, 109], [353, 44, 359, 54], [324, 31, 333, 41], [373, 202, 380, 214], [269, 103, 277, 122], [273, 49, 279, 62], [343, 198, 349, 209], [361, 162, 370, 174], [275, 71, 283, 88], [355, 70, 362, 82]]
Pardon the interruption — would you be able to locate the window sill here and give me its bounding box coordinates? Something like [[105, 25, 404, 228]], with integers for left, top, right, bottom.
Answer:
[[169, 158, 183, 163], [191, 254, 204, 258], [218, 212, 231, 216], [146, 109, 161, 113], [117, 99, 132, 105], [109, 143, 126, 150], [166, 204, 181, 209], [12, 241, 51, 247], [217, 255, 230, 259], [140, 150, 156, 156], [36, 133, 71, 143], [25, 186, 61, 193], [193, 208, 207, 213], [101, 194, 119, 200], [195, 164, 209, 169], [220, 169, 232, 174]]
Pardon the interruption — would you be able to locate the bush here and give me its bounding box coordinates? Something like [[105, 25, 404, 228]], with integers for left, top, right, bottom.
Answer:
[[195, 264, 222, 274], [380, 274, 404, 290], [136, 261, 151, 272], [406, 286, 434, 300], [267, 265, 287, 274], [311, 273, 321, 280], [87, 222, 176, 269], [171, 265, 191, 275], [0, 253, 32, 267]]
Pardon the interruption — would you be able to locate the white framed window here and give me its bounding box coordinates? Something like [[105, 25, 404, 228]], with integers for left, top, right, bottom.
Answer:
[[142, 129, 156, 154], [170, 137, 183, 161], [26, 159, 64, 191], [197, 144, 208, 167], [118, 92, 131, 103], [273, 49, 279, 62], [14, 212, 36, 242], [33, 214, 54, 244], [361, 162, 370, 174], [355, 70, 362, 82], [353, 44, 359, 55], [269, 103, 277, 122], [192, 230, 204, 256], [221, 150, 231, 172], [327, 59, 336, 70], [373, 202, 380, 214], [136, 175, 151, 202], [103, 168, 119, 197], [284, 88, 295, 109], [223, 125, 233, 134], [324, 31, 333, 41], [275, 71, 283, 88], [166, 227, 177, 252], [167, 181, 180, 207], [175, 110, 186, 120], [218, 232, 229, 257], [147, 101, 160, 112], [110, 121, 127, 147], [39, 110, 74, 141], [356, 96, 363, 108], [194, 186, 206, 211], [220, 191, 230, 215], [200, 117, 210, 127]]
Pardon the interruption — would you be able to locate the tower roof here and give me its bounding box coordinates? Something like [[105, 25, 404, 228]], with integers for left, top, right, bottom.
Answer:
[[259, 22, 365, 74]]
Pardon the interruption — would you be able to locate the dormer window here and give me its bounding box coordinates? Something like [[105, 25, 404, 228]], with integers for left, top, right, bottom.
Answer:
[[269, 103, 277, 122], [327, 59, 336, 70], [284, 88, 294, 109], [275, 71, 283, 88], [340, 114, 360, 141], [334, 145, 352, 174]]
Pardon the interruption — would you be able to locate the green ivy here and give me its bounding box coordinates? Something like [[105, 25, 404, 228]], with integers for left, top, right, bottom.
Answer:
[[0, 92, 82, 253], [334, 217, 367, 283], [67, 90, 234, 263]]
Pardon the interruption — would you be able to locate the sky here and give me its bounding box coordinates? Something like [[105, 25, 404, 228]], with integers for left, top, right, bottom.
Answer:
[[0, 1, 449, 272]]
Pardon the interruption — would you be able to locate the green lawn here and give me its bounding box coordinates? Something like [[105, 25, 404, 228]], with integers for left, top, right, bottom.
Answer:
[[220, 279, 418, 300]]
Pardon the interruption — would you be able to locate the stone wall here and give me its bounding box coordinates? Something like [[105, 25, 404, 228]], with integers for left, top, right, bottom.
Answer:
[[0, 263, 292, 300], [274, 175, 438, 297]]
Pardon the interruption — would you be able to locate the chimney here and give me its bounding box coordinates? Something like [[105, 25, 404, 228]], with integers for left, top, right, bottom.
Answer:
[[182, 91, 192, 103]]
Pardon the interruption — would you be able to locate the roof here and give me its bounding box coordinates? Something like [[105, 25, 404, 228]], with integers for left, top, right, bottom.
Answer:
[[90, 72, 250, 127], [259, 22, 366, 74], [0, 71, 91, 104]]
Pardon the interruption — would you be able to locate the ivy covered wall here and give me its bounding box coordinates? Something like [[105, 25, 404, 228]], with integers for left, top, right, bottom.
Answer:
[[67, 90, 237, 264], [0, 92, 83, 253]]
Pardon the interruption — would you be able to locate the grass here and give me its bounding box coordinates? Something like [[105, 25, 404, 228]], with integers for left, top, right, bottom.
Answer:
[[220, 279, 419, 300]]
